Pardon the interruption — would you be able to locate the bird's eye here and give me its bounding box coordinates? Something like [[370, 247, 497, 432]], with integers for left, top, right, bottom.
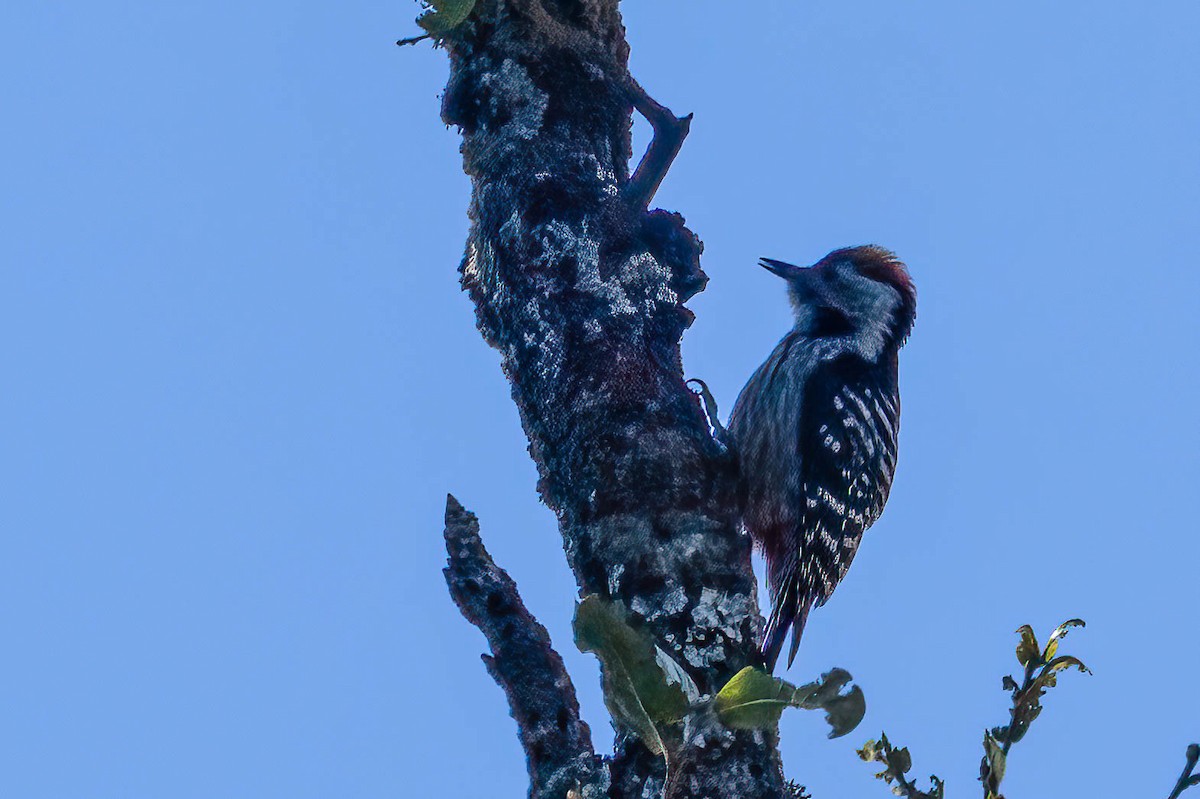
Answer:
[[809, 306, 854, 337]]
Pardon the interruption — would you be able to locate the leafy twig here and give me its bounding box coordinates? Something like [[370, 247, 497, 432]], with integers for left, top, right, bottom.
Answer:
[[858, 733, 944, 799], [981, 619, 1091, 798], [715, 665, 865, 738], [1167, 744, 1200, 799], [396, 0, 476, 46]]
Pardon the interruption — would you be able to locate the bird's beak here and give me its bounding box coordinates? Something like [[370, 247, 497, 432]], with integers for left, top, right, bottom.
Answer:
[[759, 258, 807, 279]]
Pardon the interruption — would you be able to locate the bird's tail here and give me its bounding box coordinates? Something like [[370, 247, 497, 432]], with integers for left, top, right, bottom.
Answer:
[[761, 565, 812, 673]]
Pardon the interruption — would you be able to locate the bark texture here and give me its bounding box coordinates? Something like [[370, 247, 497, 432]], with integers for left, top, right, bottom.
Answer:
[[443, 496, 608, 798], [433, 1, 786, 796]]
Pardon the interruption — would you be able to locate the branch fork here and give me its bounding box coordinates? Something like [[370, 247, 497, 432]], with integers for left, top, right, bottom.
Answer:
[[624, 77, 692, 209]]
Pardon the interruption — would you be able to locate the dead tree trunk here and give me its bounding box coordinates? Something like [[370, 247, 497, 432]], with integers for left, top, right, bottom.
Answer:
[[430, 1, 786, 796]]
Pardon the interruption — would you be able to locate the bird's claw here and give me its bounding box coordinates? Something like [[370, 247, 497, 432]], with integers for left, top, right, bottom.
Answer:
[[687, 378, 729, 446]]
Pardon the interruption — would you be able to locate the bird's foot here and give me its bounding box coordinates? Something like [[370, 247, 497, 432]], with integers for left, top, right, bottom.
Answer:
[[686, 378, 730, 449]]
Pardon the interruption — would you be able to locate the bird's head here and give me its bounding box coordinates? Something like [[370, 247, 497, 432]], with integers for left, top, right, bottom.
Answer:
[[761, 245, 916, 350]]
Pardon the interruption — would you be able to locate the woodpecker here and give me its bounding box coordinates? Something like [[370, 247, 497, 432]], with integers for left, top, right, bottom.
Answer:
[[727, 245, 916, 671]]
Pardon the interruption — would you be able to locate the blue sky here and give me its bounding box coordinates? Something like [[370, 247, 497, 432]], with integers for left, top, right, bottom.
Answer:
[[2, 1, 1198, 797]]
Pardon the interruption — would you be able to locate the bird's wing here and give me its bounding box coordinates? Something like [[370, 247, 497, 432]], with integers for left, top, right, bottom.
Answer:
[[796, 351, 900, 603], [775, 352, 900, 666]]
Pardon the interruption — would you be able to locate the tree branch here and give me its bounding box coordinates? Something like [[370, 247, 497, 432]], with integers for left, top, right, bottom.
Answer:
[[1168, 744, 1200, 799], [624, 77, 692, 209], [434, 0, 783, 794], [443, 495, 607, 799]]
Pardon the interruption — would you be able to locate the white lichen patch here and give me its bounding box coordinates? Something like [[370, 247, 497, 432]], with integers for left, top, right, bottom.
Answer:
[[533, 219, 600, 272], [483, 59, 548, 141], [581, 150, 618, 196], [498, 207, 523, 244], [513, 297, 565, 384], [638, 776, 664, 799], [578, 783, 608, 799], [682, 588, 754, 668], [683, 642, 721, 669], [462, 233, 502, 298], [462, 240, 480, 284], [571, 236, 638, 317], [607, 563, 624, 595], [528, 216, 677, 324], [664, 530, 709, 564], [630, 584, 687, 621], [616, 251, 678, 310]]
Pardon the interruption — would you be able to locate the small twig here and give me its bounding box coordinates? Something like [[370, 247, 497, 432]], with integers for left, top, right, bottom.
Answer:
[[443, 495, 606, 798], [1167, 744, 1200, 799], [396, 33, 432, 47], [982, 621, 1091, 798], [892, 772, 922, 798], [624, 77, 692, 209], [998, 661, 1037, 757]]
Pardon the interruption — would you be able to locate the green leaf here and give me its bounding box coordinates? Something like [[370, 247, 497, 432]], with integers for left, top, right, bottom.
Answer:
[[714, 666, 797, 729], [1006, 697, 1041, 745], [1042, 654, 1091, 677], [1014, 624, 1041, 667], [655, 645, 700, 704], [714, 666, 865, 738], [889, 746, 912, 776], [983, 731, 1007, 786], [1042, 618, 1085, 661], [1028, 654, 1091, 695], [573, 595, 689, 755], [796, 668, 867, 739], [416, 0, 476, 35]]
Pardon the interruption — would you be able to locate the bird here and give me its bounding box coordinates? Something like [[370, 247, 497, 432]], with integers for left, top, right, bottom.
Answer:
[[726, 245, 916, 671]]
